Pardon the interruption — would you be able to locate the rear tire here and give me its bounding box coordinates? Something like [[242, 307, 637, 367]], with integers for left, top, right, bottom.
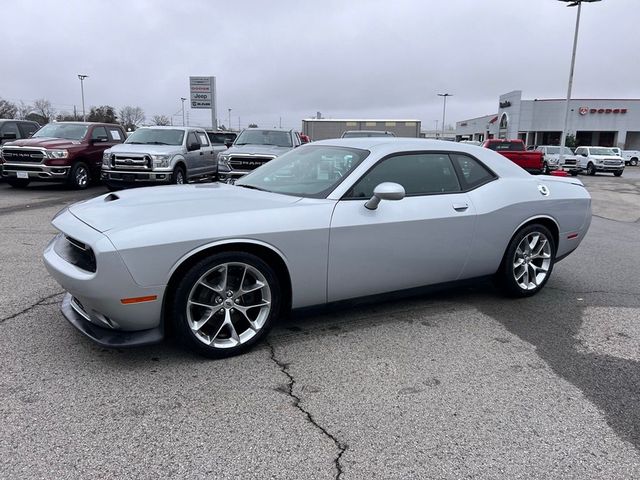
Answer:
[[7, 178, 30, 188], [171, 251, 281, 358], [68, 162, 90, 190], [498, 224, 556, 298], [630, 158, 638, 167]]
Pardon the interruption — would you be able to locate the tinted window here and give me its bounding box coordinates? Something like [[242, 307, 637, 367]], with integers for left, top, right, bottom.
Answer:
[[0, 122, 19, 137], [187, 132, 198, 146], [18, 122, 38, 138], [450, 153, 496, 190], [347, 153, 461, 198], [91, 126, 108, 140]]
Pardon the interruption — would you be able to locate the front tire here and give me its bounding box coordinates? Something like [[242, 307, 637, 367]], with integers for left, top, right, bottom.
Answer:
[[7, 178, 30, 188], [543, 162, 550, 175], [613, 170, 623, 177], [68, 162, 90, 190], [171, 252, 281, 358], [499, 224, 555, 298], [172, 165, 186, 185], [586, 162, 596, 176], [630, 158, 638, 167]]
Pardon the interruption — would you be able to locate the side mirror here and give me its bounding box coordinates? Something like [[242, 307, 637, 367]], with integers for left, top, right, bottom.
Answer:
[[365, 182, 405, 210], [188, 141, 201, 151], [1, 132, 17, 140], [581, 152, 587, 157]]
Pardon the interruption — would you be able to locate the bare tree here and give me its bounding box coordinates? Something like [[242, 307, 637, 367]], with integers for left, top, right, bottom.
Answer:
[[0, 98, 18, 118], [119, 106, 145, 130], [151, 114, 170, 126], [16, 101, 33, 120], [33, 98, 56, 123]]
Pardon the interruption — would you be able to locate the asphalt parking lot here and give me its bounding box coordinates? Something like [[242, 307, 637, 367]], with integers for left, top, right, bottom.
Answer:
[[1, 170, 639, 479]]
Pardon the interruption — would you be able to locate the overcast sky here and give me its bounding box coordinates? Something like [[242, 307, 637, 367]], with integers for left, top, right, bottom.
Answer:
[[2, 0, 638, 130]]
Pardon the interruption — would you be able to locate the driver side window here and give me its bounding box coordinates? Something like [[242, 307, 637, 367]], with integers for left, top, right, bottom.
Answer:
[[346, 153, 461, 198]]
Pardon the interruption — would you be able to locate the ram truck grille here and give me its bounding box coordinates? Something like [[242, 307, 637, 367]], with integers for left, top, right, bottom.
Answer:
[[1, 148, 45, 163]]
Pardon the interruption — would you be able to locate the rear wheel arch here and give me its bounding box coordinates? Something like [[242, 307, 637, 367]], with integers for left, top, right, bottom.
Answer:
[[498, 216, 560, 274], [163, 241, 292, 336]]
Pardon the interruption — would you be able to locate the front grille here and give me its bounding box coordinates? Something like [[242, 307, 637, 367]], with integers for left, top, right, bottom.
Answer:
[[604, 160, 622, 166], [112, 153, 152, 170], [1, 148, 45, 163], [229, 156, 274, 171], [563, 159, 577, 166], [54, 234, 97, 273]]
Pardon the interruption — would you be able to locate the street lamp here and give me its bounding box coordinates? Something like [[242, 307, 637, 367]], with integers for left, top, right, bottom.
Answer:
[[558, 0, 601, 163], [437, 93, 452, 139], [228, 108, 232, 131], [434, 120, 439, 138], [180, 97, 186, 126], [77, 74, 88, 121]]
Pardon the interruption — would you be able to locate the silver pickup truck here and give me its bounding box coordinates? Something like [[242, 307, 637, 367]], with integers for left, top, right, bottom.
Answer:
[[217, 128, 301, 182], [101, 126, 216, 189]]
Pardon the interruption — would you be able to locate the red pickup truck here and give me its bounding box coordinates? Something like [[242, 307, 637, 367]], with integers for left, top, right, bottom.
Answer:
[[482, 139, 543, 174], [0, 121, 126, 189]]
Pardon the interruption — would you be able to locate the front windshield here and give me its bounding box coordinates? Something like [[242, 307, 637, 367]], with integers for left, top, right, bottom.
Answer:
[[236, 145, 369, 198], [125, 128, 184, 145], [33, 123, 88, 140], [591, 148, 616, 156], [235, 129, 292, 147]]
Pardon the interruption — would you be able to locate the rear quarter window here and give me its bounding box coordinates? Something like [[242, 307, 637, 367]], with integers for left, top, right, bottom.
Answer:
[[450, 153, 497, 190]]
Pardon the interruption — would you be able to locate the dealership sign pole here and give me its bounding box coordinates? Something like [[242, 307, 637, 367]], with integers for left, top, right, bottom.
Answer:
[[189, 76, 218, 130]]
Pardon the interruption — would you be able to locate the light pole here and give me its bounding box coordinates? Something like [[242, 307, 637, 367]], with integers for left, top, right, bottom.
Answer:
[[180, 97, 186, 126], [434, 120, 439, 138], [228, 108, 232, 131], [77, 74, 88, 121], [437, 93, 452, 139], [558, 0, 601, 163]]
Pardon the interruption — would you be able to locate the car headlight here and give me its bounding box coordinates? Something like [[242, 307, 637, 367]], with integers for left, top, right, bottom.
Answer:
[[218, 155, 230, 167], [46, 149, 68, 159], [151, 154, 172, 168], [102, 151, 111, 167], [596, 159, 603, 164]]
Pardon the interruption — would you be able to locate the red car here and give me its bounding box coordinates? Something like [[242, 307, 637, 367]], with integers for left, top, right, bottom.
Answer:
[[482, 139, 543, 174]]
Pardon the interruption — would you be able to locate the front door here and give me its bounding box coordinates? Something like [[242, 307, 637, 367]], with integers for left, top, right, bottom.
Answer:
[[327, 152, 476, 302]]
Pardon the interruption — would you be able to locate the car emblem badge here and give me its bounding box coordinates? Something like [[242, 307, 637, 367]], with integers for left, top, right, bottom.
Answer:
[[538, 184, 550, 196], [579, 107, 588, 116]]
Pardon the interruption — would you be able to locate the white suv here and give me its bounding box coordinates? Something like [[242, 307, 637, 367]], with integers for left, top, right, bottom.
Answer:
[[574, 146, 624, 177]]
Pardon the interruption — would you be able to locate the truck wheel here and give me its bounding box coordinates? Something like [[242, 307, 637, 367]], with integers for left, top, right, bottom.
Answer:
[[613, 170, 623, 177], [172, 166, 186, 185], [569, 171, 579, 176], [7, 178, 30, 188], [630, 158, 638, 167], [586, 163, 596, 176], [68, 162, 90, 190], [543, 162, 550, 175]]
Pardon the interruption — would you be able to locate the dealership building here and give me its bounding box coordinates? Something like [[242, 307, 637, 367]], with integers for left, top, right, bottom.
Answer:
[[456, 90, 640, 149], [302, 118, 421, 141]]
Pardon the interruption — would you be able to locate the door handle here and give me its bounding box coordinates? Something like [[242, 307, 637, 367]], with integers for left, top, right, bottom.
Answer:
[[199, 151, 204, 155], [452, 203, 469, 212]]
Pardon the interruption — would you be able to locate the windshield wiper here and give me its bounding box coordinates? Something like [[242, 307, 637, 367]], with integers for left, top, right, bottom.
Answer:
[[236, 184, 268, 192], [146, 141, 170, 145], [126, 141, 144, 144]]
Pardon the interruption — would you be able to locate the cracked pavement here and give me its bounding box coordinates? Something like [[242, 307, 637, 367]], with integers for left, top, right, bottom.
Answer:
[[1, 172, 640, 479]]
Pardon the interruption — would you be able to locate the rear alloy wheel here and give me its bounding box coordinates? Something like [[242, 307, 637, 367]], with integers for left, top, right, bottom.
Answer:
[[586, 162, 596, 176], [500, 224, 555, 298], [7, 178, 30, 188], [172, 166, 186, 185], [68, 162, 90, 189], [172, 252, 281, 358]]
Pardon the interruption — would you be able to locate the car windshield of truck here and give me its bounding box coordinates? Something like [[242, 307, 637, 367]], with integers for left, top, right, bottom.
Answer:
[[235, 130, 292, 147], [236, 145, 369, 198], [590, 148, 616, 156], [32, 124, 88, 140], [208, 132, 236, 144], [487, 141, 524, 151], [125, 128, 184, 146], [546, 147, 574, 155]]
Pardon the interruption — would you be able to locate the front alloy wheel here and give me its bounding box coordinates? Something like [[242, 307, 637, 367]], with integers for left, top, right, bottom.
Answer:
[[500, 224, 555, 297], [586, 162, 596, 176], [172, 252, 280, 358]]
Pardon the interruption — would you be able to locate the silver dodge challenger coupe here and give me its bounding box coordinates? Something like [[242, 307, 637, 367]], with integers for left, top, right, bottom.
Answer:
[[43, 139, 592, 358]]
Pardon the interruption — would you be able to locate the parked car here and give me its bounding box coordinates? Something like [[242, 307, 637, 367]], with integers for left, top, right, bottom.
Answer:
[[533, 145, 581, 175], [574, 146, 624, 176], [217, 128, 301, 182], [341, 130, 396, 138], [0, 119, 40, 145], [611, 147, 639, 167], [101, 126, 216, 189], [1, 122, 126, 189], [43, 139, 591, 358], [300, 133, 311, 144], [482, 139, 544, 174]]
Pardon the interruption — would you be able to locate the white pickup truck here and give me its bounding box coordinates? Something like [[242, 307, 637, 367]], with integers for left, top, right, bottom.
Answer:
[[611, 148, 639, 167]]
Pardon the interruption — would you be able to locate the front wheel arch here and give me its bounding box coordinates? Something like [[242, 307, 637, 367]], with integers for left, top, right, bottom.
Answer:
[[163, 242, 292, 337]]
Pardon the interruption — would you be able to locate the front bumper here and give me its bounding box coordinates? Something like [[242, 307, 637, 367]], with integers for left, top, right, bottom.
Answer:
[[2, 162, 70, 180], [101, 168, 173, 184], [595, 165, 624, 172], [43, 209, 166, 345]]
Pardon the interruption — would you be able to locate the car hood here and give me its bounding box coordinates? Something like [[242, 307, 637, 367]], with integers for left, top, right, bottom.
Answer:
[[107, 144, 183, 155], [67, 183, 302, 233], [226, 144, 292, 156], [4, 137, 83, 149]]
